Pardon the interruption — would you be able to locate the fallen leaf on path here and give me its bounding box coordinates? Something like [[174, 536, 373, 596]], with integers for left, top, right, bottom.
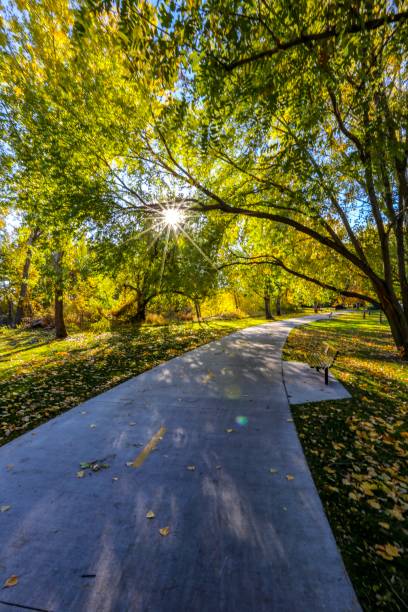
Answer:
[[159, 527, 170, 536], [269, 469, 278, 474], [215, 465, 222, 470], [0, 505, 11, 512], [126, 462, 133, 467], [286, 474, 295, 480], [112, 477, 119, 481], [3, 575, 18, 588], [129, 422, 137, 426], [146, 511, 155, 519], [77, 470, 85, 478], [287, 419, 293, 423], [225, 429, 235, 433], [187, 465, 196, 471], [90, 424, 96, 428]]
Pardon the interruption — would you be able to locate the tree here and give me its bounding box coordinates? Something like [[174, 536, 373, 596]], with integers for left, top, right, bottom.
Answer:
[[125, 1, 407, 356]]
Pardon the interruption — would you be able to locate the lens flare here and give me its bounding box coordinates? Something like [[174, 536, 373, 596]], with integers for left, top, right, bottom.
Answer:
[[162, 207, 185, 228], [235, 416, 248, 426]]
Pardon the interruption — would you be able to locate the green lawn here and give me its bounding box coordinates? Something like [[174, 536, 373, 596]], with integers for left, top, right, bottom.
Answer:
[[283, 312, 407, 611], [0, 311, 312, 446]]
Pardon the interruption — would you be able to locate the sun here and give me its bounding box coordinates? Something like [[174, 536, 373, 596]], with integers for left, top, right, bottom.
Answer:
[[162, 207, 185, 228]]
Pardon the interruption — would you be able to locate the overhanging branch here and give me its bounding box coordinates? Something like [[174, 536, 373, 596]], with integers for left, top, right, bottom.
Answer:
[[218, 256, 379, 305]]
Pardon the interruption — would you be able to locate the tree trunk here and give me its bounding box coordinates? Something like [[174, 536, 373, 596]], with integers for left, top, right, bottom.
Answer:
[[7, 299, 14, 326], [233, 291, 239, 309], [14, 228, 40, 327], [376, 284, 408, 358], [53, 251, 67, 339], [276, 294, 282, 316], [193, 300, 201, 320], [132, 300, 147, 323], [264, 294, 273, 319]]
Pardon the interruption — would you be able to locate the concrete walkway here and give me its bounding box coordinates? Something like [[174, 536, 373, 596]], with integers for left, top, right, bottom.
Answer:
[[0, 315, 360, 612]]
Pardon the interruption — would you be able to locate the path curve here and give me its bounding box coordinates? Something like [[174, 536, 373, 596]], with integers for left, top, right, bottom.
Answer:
[[0, 315, 360, 612]]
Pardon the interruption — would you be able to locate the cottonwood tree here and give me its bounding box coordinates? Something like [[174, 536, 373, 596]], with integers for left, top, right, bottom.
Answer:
[[100, 1, 408, 355]]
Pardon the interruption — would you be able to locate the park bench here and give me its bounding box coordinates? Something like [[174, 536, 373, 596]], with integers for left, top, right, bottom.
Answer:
[[305, 342, 339, 385]]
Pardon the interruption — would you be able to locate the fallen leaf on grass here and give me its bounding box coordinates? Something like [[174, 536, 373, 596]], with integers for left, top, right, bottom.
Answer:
[[159, 526, 170, 536], [379, 522, 390, 530], [146, 511, 155, 519], [375, 543, 400, 560], [367, 499, 381, 510], [388, 506, 404, 521], [187, 465, 196, 471], [286, 474, 295, 481], [360, 482, 376, 496], [3, 575, 18, 588]]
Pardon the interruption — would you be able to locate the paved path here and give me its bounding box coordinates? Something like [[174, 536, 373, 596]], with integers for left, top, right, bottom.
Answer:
[[0, 315, 360, 612]]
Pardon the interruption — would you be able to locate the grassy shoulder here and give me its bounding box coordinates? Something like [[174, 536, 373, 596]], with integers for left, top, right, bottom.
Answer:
[[0, 310, 310, 447], [283, 312, 407, 611]]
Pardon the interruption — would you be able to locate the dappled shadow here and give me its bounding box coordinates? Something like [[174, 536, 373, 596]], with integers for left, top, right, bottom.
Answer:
[[0, 316, 358, 611]]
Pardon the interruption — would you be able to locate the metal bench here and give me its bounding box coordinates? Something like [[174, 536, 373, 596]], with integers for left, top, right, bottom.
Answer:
[[305, 342, 339, 385]]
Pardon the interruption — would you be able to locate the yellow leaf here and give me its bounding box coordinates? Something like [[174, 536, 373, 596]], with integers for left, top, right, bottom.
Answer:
[[186, 465, 196, 471], [375, 544, 400, 560], [76, 470, 85, 478], [146, 511, 155, 519], [388, 506, 404, 521], [269, 468, 278, 474], [4, 575, 18, 588], [379, 522, 390, 530], [367, 499, 381, 510], [360, 482, 376, 496], [159, 526, 170, 536], [286, 474, 295, 481], [225, 429, 235, 433]]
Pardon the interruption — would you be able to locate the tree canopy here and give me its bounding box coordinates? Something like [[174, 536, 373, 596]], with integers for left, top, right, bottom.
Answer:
[[0, 0, 407, 354]]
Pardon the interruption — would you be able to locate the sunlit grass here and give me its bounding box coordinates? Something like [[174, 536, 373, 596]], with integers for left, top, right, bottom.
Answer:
[[0, 310, 314, 446], [283, 311, 407, 611]]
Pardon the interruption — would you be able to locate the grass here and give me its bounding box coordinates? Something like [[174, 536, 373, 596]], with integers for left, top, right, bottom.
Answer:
[[283, 312, 407, 611], [0, 311, 311, 447]]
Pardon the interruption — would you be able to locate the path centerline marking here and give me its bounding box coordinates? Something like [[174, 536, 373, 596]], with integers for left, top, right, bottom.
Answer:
[[131, 426, 166, 468]]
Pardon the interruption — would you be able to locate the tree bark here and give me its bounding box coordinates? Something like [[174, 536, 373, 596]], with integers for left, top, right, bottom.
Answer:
[[14, 228, 40, 327], [276, 294, 282, 316], [264, 294, 273, 319], [131, 300, 148, 323], [194, 300, 202, 320], [7, 299, 14, 326], [53, 251, 67, 339], [376, 285, 408, 357]]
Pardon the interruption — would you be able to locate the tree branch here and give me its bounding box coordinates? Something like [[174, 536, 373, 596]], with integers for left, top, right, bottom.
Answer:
[[218, 255, 379, 305], [223, 11, 408, 71]]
